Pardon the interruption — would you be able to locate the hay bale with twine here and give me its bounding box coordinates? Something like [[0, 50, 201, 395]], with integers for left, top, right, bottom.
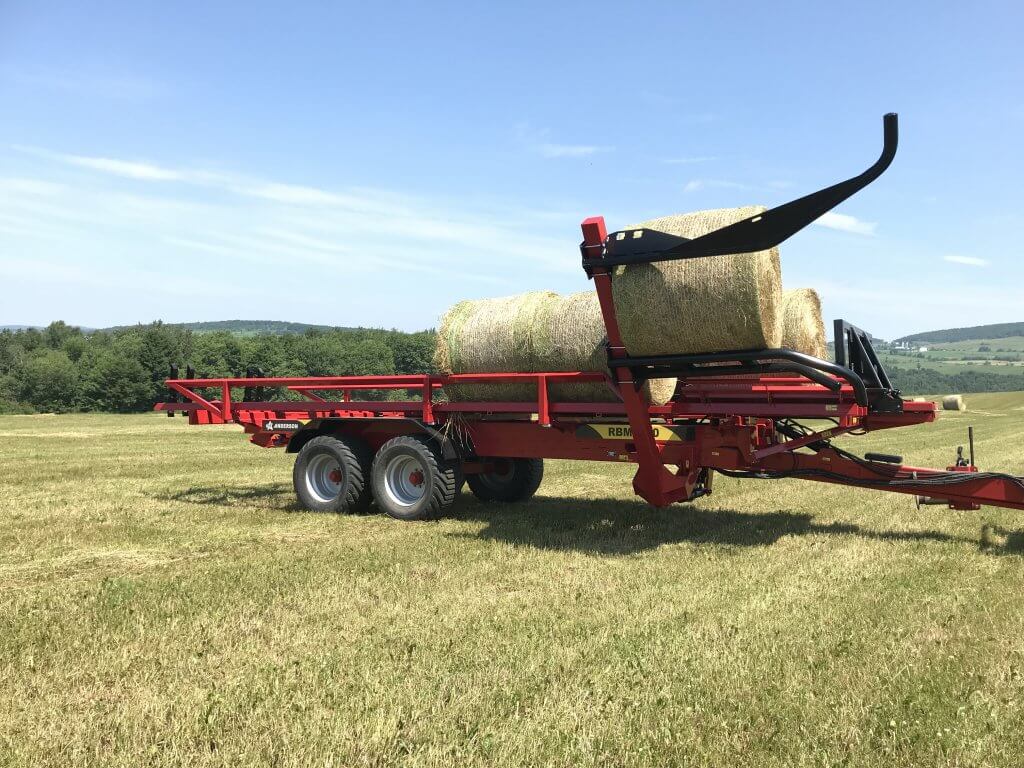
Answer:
[[780, 288, 827, 358], [612, 206, 783, 355], [435, 290, 677, 404], [435, 206, 786, 404], [942, 394, 966, 411]]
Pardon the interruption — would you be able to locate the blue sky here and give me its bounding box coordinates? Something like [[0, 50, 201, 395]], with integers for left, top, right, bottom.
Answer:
[[1, 1, 1022, 339]]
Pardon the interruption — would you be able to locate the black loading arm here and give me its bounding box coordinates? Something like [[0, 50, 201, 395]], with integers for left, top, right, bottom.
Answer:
[[582, 113, 897, 271]]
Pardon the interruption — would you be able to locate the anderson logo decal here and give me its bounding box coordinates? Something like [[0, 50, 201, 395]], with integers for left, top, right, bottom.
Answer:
[[263, 419, 308, 432], [575, 423, 694, 442]]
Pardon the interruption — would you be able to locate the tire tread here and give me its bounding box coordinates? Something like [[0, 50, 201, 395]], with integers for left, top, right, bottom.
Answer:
[[371, 435, 458, 520], [293, 435, 372, 513]]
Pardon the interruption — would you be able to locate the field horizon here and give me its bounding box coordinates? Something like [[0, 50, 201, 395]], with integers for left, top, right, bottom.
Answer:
[[2, 393, 1024, 765]]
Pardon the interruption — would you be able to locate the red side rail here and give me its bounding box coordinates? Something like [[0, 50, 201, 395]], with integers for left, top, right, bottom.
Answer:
[[158, 371, 614, 428]]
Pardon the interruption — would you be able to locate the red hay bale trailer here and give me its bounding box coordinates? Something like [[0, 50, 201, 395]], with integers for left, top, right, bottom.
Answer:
[[156, 114, 1024, 520]]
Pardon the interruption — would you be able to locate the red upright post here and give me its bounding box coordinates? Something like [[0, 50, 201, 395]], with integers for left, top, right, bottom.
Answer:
[[221, 381, 232, 422], [422, 375, 435, 425], [581, 216, 690, 506], [537, 374, 550, 427]]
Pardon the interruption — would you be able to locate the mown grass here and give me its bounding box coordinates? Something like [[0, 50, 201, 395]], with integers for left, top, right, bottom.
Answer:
[[2, 395, 1024, 766], [877, 353, 1024, 378]]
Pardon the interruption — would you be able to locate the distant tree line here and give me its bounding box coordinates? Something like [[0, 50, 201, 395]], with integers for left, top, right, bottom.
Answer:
[[3, 322, 1022, 414], [0, 321, 435, 414], [893, 322, 1024, 345], [886, 365, 1024, 396]]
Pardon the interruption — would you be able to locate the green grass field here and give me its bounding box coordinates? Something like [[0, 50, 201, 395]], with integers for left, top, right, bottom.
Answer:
[[878, 353, 1024, 378], [880, 337, 1024, 378], [3, 395, 1024, 766], [926, 337, 1024, 354]]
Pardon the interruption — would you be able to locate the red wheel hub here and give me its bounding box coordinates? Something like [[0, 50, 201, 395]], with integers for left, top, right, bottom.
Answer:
[[409, 470, 425, 486], [328, 469, 343, 483]]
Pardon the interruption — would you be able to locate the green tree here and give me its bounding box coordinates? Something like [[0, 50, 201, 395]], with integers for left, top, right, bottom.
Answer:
[[134, 323, 193, 400], [78, 350, 152, 412], [44, 321, 82, 349], [13, 350, 79, 412], [0, 332, 26, 376], [192, 332, 243, 377], [391, 331, 436, 374], [294, 334, 351, 376], [341, 339, 396, 376]]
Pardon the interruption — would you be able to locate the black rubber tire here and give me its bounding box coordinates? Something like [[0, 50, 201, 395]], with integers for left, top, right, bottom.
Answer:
[[293, 435, 372, 513], [466, 458, 544, 503], [371, 435, 459, 521]]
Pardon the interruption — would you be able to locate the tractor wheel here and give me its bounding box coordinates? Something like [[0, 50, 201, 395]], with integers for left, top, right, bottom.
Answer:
[[293, 435, 373, 513], [467, 458, 544, 503], [371, 435, 459, 521]]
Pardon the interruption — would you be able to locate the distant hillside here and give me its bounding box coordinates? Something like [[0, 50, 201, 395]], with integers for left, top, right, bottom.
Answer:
[[894, 322, 1024, 345], [100, 320, 346, 335]]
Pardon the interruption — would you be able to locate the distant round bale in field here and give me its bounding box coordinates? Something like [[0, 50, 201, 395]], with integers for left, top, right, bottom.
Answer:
[[942, 394, 966, 411], [434, 290, 677, 404], [780, 288, 827, 358], [613, 206, 783, 355]]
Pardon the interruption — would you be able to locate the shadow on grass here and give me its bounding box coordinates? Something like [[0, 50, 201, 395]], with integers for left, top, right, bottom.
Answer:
[[980, 524, 1024, 556], [450, 494, 1024, 556], [155, 483, 301, 511], [152, 484, 1024, 557]]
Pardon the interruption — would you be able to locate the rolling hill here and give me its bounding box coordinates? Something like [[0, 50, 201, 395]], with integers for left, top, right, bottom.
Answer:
[[99, 320, 346, 335], [893, 322, 1024, 345]]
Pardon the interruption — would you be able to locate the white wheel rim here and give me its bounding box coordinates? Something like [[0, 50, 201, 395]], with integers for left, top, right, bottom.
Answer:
[[306, 453, 343, 503], [383, 454, 427, 507]]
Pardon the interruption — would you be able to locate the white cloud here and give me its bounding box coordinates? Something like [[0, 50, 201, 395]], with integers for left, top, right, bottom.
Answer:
[[683, 179, 750, 193], [537, 143, 611, 159], [943, 254, 989, 267], [11, 71, 159, 101], [0, 177, 66, 195], [662, 156, 715, 165], [811, 277, 1020, 338], [814, 211, 876, 236], [2, 144, 589, 327], [237, 181, 355, 206], [514, 122, 612, 159], [60, 154, 183, 181]]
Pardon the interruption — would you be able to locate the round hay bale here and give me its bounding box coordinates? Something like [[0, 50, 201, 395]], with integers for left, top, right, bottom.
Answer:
[[942, 394, 966, 411], [435, 291, 677, 404], [780, 288, 827, 358], [612, 207, 783, 355]]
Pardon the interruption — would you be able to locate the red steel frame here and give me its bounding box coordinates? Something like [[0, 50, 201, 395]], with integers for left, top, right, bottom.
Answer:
[[155, 217, 1024, 513]]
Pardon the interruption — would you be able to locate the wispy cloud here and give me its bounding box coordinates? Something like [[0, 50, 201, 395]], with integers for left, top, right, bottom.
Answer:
[[13, 145, 188, 181], [1, 143, 577, 327], [9, 71, 159, 101], [943, 254, 989, 267], [662, 156, 715, 165], [0, 177, 66, 195], [814, 211, 876, 236], [63, 155, 184, 181], [236, 181, 357, 206], [537, 143, 611, 159], [514, 122, 612, 160], [683, 179, 751, 193]]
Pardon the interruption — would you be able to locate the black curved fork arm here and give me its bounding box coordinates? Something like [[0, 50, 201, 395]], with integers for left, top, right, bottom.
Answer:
[[596, 113, 897, 267]]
